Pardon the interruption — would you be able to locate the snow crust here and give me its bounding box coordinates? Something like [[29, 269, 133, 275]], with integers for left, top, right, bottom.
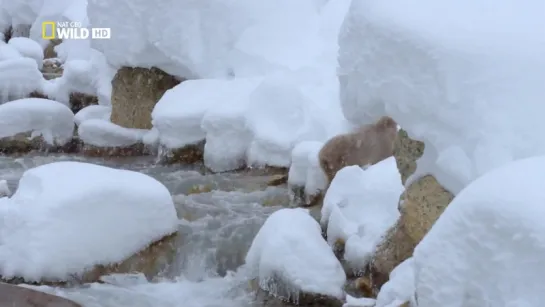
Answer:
[[78, 119, 148, 147], [0, 58, 44, 103], [245, 208, 346, 301], [74, 105, 111, 126], [7, 37, 43, 69], [0, 98, 74, 145], [413, 156, 545, 307], [0, 161, 178, 282], [321, 158, 402, 269], [338, 0, 545, 194]]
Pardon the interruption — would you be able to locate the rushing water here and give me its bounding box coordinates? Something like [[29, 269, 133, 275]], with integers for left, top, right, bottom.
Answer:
[[0, 153, 292, 307]]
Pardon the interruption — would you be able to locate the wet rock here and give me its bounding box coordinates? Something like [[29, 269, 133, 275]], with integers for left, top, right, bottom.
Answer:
[[0, 133, 81, 155], [110, 67, 181, 129], [69, 92, 98, 114], [81, 143, 150, 158], [368, 130, 454, 291], [159, 141, 205, 164], [0, 282, 81, 307]]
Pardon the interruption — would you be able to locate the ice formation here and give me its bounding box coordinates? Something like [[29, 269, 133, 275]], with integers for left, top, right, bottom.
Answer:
[[245, 208, 346, 301], [321, 158, 402, 269], [0, 98, 74, 145], [338, 0, 545, 194], [0, 161, 178, 282]]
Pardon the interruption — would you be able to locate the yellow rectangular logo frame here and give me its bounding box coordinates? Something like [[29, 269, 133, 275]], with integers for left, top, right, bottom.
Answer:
[[42, 21, 56, 39]]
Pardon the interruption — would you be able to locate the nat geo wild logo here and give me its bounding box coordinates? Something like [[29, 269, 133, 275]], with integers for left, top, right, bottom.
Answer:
[[41, 21, 111, 40]]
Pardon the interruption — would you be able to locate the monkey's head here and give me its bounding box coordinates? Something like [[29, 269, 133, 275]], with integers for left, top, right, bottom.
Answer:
[[375, 116, 397, 131]]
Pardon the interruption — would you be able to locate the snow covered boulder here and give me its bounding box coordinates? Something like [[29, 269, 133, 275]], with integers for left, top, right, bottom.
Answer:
[[413, 155, 545, 307], [288, 141, 326, 206], [7, 37, 43, 70], [246, 208, 346, 306], [0, 98, 75, 153], [0, 57, 44, 103], [370, 131, 454, 289], [321, 158, 402, 274], [0, 161, 179, 283], [112, 67, 180, 129], [78, 119, 150, 157], [74, 105, 111, 126]]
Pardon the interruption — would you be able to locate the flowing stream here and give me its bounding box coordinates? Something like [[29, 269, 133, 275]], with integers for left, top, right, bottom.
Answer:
[[0, 153, 293, 307]]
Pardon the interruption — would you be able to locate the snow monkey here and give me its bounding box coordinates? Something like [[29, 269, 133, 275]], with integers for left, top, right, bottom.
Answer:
[[318, 116, 398, 184]]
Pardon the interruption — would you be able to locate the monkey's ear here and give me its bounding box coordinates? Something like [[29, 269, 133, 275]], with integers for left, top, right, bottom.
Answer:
[[376, 116, 396, 129]]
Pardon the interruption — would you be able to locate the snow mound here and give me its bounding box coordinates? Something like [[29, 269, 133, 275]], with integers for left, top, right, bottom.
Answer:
[[0, 98, 74, 145], [152, 79, 231, 149], [413, 155, 545, 307], [74, 105, 111, 126], [338, 0, 545, 194], [0, 58, 43, 103], [78, 119, 147, 147], [7, 37, 43, 69], [287, 141, 326, 204], [0, 42, 23, 61], [375, 258, 415, 307], [321, 158, 402, 269], [0, 161, 178, 282], [246, 72, 347, 167], [245, 208, 346, 301], [200, 77, 263, 172]]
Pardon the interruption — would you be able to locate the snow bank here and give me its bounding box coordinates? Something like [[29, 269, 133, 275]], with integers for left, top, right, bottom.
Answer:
[[413, 156, 545, 307], [245, 208, 346, 301], [0, 161, 178, 282], [246, 71, 348, 167], [338, 0, 545, 194], [0, 98, 74, 145], [321, 158, 402, 269], [200, 77, 263, 172], [7, 37, 43, 69], [0, 58, 43, 103], [74, 105, 111, 126], [78, 119, 147, 147], [375, 258, 415, 307]]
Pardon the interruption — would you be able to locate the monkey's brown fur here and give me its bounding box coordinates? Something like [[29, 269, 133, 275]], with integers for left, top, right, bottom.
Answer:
[[318, 116, 398, 184]]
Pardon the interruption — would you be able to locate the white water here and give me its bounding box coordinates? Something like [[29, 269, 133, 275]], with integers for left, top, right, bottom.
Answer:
[[0, 153, 290, 307]]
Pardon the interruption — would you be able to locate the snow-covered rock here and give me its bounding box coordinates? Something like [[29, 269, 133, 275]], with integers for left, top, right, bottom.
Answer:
[[0, 161, 178, 282], [200, 77, 262, 172], [338, 0, 545, 194], [74, 105, 111, 126], [78, 119, 147, 148], [0, 98, 74, 145], [152, 79, 227, 150], [0, 42, 22, 61], [375, 258, 415, 307], [7, 37, 43, 69], [245, 208, 346, 302], [321, 158, 402, 270], [287, 141, 326, 205], [0, 58, 43, 103], [413, 156, 545, 307]]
